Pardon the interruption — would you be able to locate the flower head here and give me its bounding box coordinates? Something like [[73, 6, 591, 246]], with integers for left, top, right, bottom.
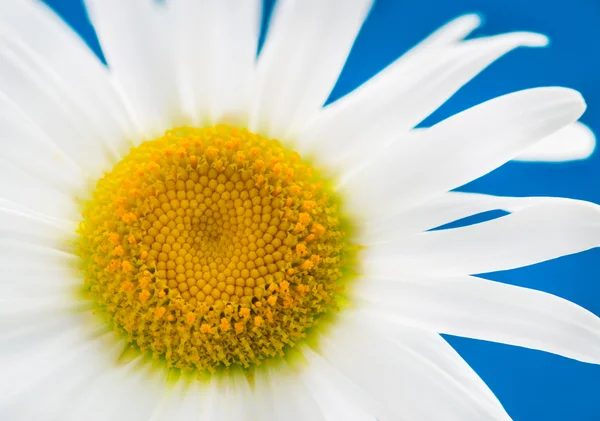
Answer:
[[1, 1, 599, 420]]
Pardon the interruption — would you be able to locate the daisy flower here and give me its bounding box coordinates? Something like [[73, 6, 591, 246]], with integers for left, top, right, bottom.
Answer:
[[1, 1, 599, 420]]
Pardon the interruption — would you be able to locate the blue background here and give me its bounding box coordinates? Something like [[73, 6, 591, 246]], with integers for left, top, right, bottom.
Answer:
[[43, 0, 600, 419]]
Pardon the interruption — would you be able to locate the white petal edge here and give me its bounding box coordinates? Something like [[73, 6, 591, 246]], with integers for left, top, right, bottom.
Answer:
[[406, 14, 482, 53], [0, 0, 136, 151], [354, 276, 600, 364], [0, 207, 75, 250], [298, 31, 548, 175], [0, 330, 131, 421], [363, 198, 600, 276], [65, 355, 163, 421], [342, 87, 585, 218], [0, 163, 79, 221], [515, 121, 596, 162], [253, 361, 327, 421], [299, 346, 379, 421], [316, 311, 512, 420], [249, 0, 373, 139], [362, 192, 557, 243], [84, 0, 182, 138], [0, 31, 120, 178], [172, 0, 261, 126], [0, 91, 86, 195]]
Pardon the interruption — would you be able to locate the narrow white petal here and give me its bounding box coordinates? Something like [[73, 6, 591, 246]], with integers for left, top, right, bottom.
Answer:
[[382, 323, 509, 420], [317, 312, 512, 420], [173, 0, 261, 125], [300, 32, 548, 174], [0, 207, 75, 250], [144, 379, 179, 421], [0, 313, 76, 357], [253, 361, 326, 421], [198, 376, 228, 421], [516, 121, 596, 162], [84, 0, 181, 138], [195, 372, 256, 421], [0, 244, 79, 318], [0, 331, 125, 421], [300, 346, 385, 421], [0, 198, 74, 226], [362, 192, 554, 243], [249, 0, 373, 139], [251, 371, 272, 421], [227, 373, 257, 421], [355, 276, 600, 364], [0, 239, 77, 277], [0, 163, 78, 221], [0, 317, 108, 399], [65, 356, 162, 421], [100, 362, 164, 421], [1, 268, 78, 301], [0, 291, 81, 322], [407, 14, 482, 52], [0, 92, 85, 195], [160, 381, 201, 421], [344, 88, 585, 217], [364, 199, 600, 276], [0, 34, 120, 177], [0, 198, 36, 216], [0, 0, 136, 150]]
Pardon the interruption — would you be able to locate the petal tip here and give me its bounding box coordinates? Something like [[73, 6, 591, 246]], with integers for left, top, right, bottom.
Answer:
[[461, 13, 484, 31], [538, 87, 586, 112], [515, 31, 550, 47], [515, 121, 596, 162]]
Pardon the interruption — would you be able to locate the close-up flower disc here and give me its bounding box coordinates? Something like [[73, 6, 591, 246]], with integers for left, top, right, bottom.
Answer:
[[77, 125, 355, 372]]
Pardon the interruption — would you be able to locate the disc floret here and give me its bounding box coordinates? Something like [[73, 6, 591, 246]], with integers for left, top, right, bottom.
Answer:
[[78, 125, 356, 372]]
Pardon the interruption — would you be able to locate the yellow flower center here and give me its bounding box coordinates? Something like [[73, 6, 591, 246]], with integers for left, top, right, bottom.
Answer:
[[77, 125, 356, 372]]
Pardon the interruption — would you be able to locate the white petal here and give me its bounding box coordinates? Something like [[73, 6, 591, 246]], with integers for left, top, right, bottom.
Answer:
[[249, 0, 373, 139], [0, 268, 78, 302], [0, 238, 77, 280], [253, 361, 326, 421], [364, 199, 600, 276], [0, 246, 79, 319], [0, 33, 121, 177], [300, 32, 548, 175], [0, 288, 81, 324], [362, 192, 554, 243], [516, 121, 596, 162], [0, 0, 136, 154], [158, 380, 200, 421], [65, 355, 162, 421], [0, 312, 75, 357], [0, 163, 79, 221], [343, 87, 585, 218], [173, 0, 261, 125], [382, 324, 509, 420], [300, 346, 379, 421], [84, 0, 181, 138], [225, 373, 257, 421], [0, 207, 75, 250], [355, 276, 600, 364], [0, 315, 110, 397], [317, 312, 512, 420], [187, 372, 257, 421], [406, 14, 482, 53], [98, 362, 164, 421], [0, 92, 85, 195], [0, 330, 126, 421]]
